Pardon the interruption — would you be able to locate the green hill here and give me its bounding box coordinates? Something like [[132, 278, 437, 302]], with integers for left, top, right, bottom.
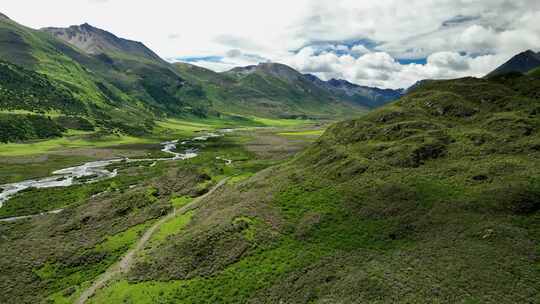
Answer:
[[174, 62, 368, 119], [0, 60, 86, 114], [91, 73, 540, 303]]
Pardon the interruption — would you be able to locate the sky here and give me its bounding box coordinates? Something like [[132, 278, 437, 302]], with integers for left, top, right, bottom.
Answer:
[[3, 0, 540, 89]]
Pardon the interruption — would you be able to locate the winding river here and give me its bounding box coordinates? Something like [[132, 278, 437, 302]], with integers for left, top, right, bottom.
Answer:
[[0, 130, 229, 209]]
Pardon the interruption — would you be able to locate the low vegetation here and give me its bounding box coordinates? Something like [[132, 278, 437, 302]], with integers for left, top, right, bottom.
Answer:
[[89, 74, 540, 303], [0, 125, 316, 303], [0, 113, 66, 142], [0, 60, 86, 115]]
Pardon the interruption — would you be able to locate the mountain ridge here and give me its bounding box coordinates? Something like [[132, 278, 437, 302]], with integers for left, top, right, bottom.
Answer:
[[222, 62, 403, 109], [42, 23, 163, 62], [487, 49, 540, 77]]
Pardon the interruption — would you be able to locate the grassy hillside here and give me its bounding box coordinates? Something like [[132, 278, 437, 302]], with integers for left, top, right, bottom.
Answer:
[[173, 62, 367, 119], [0, 17, 162, 139], [528, 66, 540, 78], [85, 74, 540, 303], [0, 60, 86, 114]]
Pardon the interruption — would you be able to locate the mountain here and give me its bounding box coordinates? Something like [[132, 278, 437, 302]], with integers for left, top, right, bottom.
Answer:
[[304, 75, 404, 108], [487, 49, 540, 77], [42, 23, 162, 62], [0, 15, 194, 133], [173, 62, 401, 118], [226, 63, 403, 108], [173, 62, 368, 119], [226, 62, 305, 83], [0, 14, 370, 142], [0, 14, 153, 137], [40, 23, 213, 117]]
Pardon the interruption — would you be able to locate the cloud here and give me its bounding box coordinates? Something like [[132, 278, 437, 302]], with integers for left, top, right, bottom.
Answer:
[[170, 49, 269, 72], [214, 35, 264, 52], [441, 15, 481, 28], [427, 52, 470, 71], [285, 47, 504, 89], [4, 0, 539, 88], [225, 49, 269, 63]]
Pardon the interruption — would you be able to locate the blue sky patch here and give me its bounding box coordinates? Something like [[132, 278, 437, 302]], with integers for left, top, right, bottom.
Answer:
[[175, 56, 224, 63], [397, 58, 428, 65]]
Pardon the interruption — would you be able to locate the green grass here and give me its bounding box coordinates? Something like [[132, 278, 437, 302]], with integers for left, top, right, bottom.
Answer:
[[0, 114, 316, 157], [0, 163, 164, 218], [171, 195, 193, 208], [278, 130, 324, 136], [44, 221, 154, 304], [527, 66, 540, 77], [90, 238, 323, 304], [0, 134, 153, 156], [0, 154, 96, 184], [151, 211, 193, 243], [227, 172, 255, 185], [94, 222, 153, 253], [249, 116, 314, 127]]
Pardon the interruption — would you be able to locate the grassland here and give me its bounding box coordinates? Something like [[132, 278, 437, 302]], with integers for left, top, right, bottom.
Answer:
[[0, 115, 318, 187], [0, 134, 152, 156]]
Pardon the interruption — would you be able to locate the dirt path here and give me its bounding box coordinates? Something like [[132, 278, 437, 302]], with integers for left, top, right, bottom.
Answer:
[[76, 178, 229, 304], [0, 208, 64, 222]]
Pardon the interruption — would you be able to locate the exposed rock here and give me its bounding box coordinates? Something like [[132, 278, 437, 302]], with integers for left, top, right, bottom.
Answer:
[[41, 23, 162, 61]]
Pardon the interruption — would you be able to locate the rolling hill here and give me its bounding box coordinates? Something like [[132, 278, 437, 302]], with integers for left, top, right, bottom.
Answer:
[[97, 72, 540, 303]]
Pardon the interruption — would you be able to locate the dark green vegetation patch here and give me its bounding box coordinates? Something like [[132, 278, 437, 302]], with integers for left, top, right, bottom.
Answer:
[[0, 113, 65, 142], [0, 60, 86, 114]]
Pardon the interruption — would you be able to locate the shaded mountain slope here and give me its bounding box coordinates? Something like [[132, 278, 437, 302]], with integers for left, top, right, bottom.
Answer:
[[487, 50, 540, 77], [304, 75, 404, 108], [113, 74, 540, 303]]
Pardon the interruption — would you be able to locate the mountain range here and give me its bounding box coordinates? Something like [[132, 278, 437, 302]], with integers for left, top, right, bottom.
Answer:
[[1, 9, 540, 304], [0, 14, 407, 143]]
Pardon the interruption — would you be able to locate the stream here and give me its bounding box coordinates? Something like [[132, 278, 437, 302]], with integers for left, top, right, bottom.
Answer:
[[0, 130, 229, 209]]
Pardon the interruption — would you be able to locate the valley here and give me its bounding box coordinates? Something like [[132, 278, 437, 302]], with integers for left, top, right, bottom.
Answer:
[[0, 119, 324, 303], [1, 5, 540, 304]]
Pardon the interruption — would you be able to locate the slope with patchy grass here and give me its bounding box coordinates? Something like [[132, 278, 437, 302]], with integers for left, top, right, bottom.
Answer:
[[90, 74, 540, 304]]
